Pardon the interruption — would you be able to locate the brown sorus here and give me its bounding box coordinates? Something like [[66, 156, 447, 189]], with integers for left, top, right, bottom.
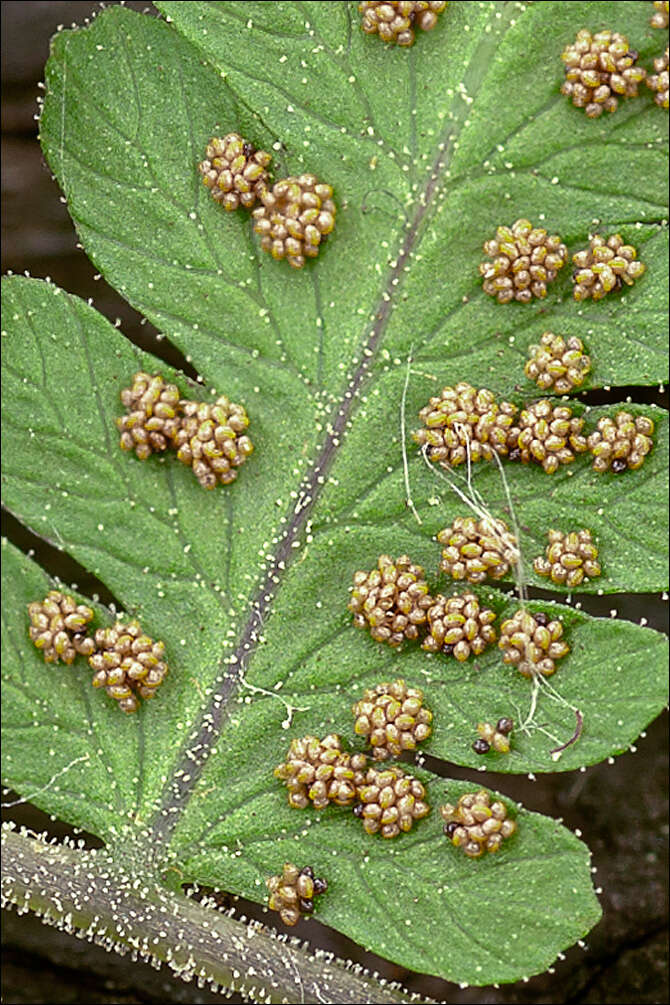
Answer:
[[89, 621, 168, 713], [352, 678, 432, 759], [27, 591, 95, 665], [474, 719, 514, 755], [479, 218, 567, 303], [274, 734, 367, 810], [573, 234, 646, 302], [533, 529, 601, 588], [117, 371, 181, 461], [412, 383, 517, 468], [252, 174, 336, 269], [507, 399, 588, 474], [199, 133, 272, 211], [172, 396, 253, 489], [524, 333, 592, 394], [441, 789, 517, 857], [587, 412, 655, 473], [359, 1, 447, 47], [561, 29, 646, 118], [423, 592, 497, 661], [498, 609, 569, 678], [267, 863, 328, 927], [437, 516, 519, 584], [354, 764, 430, 839], [349, 554, 433, 647]]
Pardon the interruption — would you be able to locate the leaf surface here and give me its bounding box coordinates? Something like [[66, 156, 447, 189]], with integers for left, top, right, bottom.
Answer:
[[2, 0, 668, 986], [2, 518, 603, 986]]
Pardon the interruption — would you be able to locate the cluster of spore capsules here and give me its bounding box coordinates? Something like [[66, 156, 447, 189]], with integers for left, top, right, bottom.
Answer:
[[343, 297, 659, 741], [561, 17, 669, 117], [266, 864, 328, 928], [199, 132, 335, 269], [479, 221, 647, 304], [358, 1, 447, 46], [27, 591, 167, 714], [348, 544, 575, 679], [480, 13, 663, 304], [117, 371, 253, 490], [357, 0, 669, 117], [412, 378, 656, 477], [270, 676, 518, 925], [93, 2, 664, 933]]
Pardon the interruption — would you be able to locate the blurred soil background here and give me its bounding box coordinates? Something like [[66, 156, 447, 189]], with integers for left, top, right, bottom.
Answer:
[[1, 3, 668, 1003]]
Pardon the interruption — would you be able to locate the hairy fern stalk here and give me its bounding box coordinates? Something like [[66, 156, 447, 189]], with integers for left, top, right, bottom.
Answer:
[[1, 2, 668, 1002]]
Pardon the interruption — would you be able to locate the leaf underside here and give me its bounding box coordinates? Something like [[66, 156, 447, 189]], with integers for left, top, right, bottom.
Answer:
[[2, 0, 668, 986]]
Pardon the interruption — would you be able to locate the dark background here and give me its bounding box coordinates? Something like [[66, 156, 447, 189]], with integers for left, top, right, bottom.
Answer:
[[2, 3, 668, 1003]]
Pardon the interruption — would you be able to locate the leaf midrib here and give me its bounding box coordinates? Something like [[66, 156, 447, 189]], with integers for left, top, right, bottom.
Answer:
[[148, 4, 519, 845]]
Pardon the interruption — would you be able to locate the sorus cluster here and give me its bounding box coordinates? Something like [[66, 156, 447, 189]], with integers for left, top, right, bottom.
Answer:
[[266, 863, 328, 927], [587, 412, 655, 473], [27, 592, 168, 714], [252, 174, 336, 270], [199, 133, 271, 211], [412, 384, 656, 476], [524, 333, 592, 395], [561, 23, 668, 115], [533, 529, 601, 588], [437, 516, 519, 584], [274, 726, 430, 839], [479, 222, 647, 304], [646, 47, 669, 108], [507, 399, 588, 474], [27, 591, 95, 665], [560, 29, 646, 118], [352, 678, 433, 759], [411, 383, 517, 469], [423, 592, 498, 661], [348, 554, 432, 647], [498, 610, 570, 678], [199, 132, 336, 268], [651, 2, 669, 30], [359, 1, 447, 47], [572, 234, 646, 302], [353, 764, 430, 839], [88, 621, 167, 714], [478, 219, 568, 304], [117, 371, 253, 490], [273, 734, 367, 811], [441, 790, 517, 857], [473, 717, 514, 756]]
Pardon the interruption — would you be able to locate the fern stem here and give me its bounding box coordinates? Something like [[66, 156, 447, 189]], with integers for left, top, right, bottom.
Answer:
[[1, 825, 434, 1005]]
